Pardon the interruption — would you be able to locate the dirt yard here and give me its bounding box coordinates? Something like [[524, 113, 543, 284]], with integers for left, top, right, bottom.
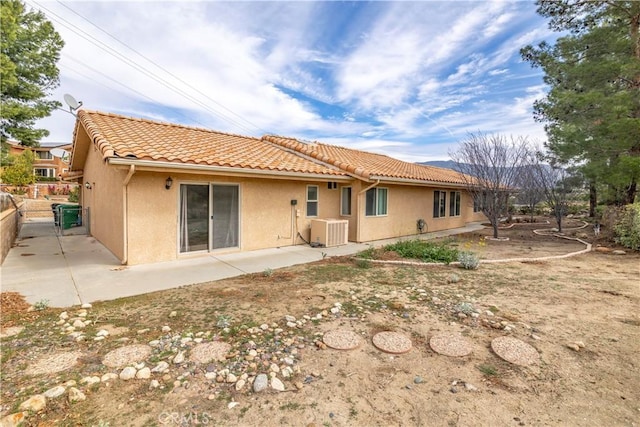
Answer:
[[1, 221, 638, 427]]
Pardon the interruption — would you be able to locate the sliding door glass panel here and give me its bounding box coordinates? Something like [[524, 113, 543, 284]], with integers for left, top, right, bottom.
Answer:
[[179, 184, 210, 253], [212, 185, 239, 249]]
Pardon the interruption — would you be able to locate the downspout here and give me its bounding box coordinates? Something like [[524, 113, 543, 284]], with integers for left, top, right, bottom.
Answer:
[[121, 165, 136, 264], [356, 179, 380, 243]]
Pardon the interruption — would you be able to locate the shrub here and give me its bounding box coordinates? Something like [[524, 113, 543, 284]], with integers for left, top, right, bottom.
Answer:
[[613, 203, 640, 251], [355, 258, 371, 269], [68, 186, 79, 203], [384, 239, 459, 264], [457, 251, 480, 270]]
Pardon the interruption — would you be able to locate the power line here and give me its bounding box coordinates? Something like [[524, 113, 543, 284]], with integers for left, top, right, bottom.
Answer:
[[28, 0, 266, 135]]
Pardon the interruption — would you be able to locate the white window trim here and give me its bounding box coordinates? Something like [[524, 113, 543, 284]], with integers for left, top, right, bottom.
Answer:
[[365, 187, 388, 217], [340, 186, 352, 216], [306, 185, 319, 217]]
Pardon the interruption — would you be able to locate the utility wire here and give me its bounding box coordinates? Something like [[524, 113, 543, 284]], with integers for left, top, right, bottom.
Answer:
[[54, 0, 269, 136], [28, 0, 264, 135]]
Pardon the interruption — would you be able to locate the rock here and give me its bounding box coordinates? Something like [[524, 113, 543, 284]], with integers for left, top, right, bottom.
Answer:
[[152, 361, 169, 373], [19, 395, 46, 412], [294, 381, 304, 390], [235, 379, 246, 391], [574, 341, 585, 349], [149, 380, 160, 389], [228, 402, 240, 409], [330, 307, 340, 314], [595, 246, 612, 253], [253, 374, 268, 393], [285, 315, 296, 322], [271, 377, 285, 391], [162, 325, 171, 333], [136, 367, 151, 379], [531, 334, 541, 340], [44, 386, 66, 399], [0, 412, 28, 427], [464, 383, 478, 391], [68, 387, 86, 403], [59, 312, 69, 320], [612, 250, 626, 255], [226, 373, 238, 383], [81, 303, 92, 309], [80, 376, 101, 386], [72, 319, 86, 329], [414, 376, 423, 384], [283, 357, 294, 365], [96, 329, 109, 337], [101, 373, 118, 382], [173, 351, 185, 364], [281, 367, 293, 378], [567, 343, 581, 352], [119, 367, 137, 380], [269, 363, 280, 373], [169, 311, 177, 317]]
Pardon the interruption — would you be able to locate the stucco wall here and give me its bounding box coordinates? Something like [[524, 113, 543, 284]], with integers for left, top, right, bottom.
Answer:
[[0, 202, 23, 264], [123, 173, 349, 264], [81, 141, 125, 261], [356, 185, 485, 242]]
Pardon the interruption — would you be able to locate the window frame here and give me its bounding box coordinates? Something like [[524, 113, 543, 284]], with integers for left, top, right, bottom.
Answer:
[[306, 185, 319, 217], [34, 168, 55, 178], [449, 191, 461, 217], [433, 190, 447, 218], [365, 187, 388, 217], [340, 186, 352, 216]]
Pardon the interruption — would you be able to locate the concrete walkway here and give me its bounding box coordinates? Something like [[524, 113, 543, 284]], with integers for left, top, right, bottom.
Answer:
[[0, 220, 485, 308]]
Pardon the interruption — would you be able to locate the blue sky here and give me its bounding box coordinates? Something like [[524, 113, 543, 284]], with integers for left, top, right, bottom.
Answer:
[[30, 1, 556, 162]]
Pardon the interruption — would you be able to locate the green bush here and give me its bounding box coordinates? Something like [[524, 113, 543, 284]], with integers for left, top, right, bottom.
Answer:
[[613, 203, 640, 251], [68, 186, 79, 203], [384, 239, 459, 264]]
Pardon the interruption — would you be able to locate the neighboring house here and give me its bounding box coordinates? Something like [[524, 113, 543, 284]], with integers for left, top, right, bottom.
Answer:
[[6, 141, 72, 180], [68, 110, 485, 265]]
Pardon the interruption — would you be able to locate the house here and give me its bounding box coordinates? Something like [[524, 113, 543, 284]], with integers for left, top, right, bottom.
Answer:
[[67, 110, 485, 265], [6, 141, 72, 180]]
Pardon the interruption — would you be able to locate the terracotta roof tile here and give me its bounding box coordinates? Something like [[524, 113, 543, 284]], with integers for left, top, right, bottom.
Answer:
[[74, 110, 345, 177], [262, 136, 468, 185]]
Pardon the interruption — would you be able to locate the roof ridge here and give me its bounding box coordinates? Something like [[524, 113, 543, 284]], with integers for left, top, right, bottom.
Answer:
[[79, 109, 262, 141]]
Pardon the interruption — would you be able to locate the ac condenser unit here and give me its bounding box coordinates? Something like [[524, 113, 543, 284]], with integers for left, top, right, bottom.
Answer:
[[310, 219, 348, 247]]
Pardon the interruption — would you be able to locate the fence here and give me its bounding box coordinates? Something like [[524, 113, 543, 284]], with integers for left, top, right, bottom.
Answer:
[[0, 193, 23, 264]]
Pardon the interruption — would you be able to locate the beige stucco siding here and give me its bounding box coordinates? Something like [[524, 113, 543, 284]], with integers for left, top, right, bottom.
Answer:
[[120, 173, 351, 264], [81, 141, 125, 261], [356, 185, 485, 242]]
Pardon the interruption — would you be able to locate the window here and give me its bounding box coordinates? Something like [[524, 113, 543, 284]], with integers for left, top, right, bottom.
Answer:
[[36, 151, 53, 160], [340, 187, 352, 216], [449, 191, 461, 217], [433, 190, 446, 218], [473, 193, 485, 212], [365, 188, 388, 216], [34, 168, 55, 178], [306, 185, 318, 217]]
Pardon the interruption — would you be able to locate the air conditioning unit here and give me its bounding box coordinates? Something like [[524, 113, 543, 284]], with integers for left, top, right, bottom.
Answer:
[[310, 219, 348, 247]]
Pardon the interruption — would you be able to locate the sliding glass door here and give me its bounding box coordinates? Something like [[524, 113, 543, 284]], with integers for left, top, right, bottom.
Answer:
[[179, 183, 239, 253]]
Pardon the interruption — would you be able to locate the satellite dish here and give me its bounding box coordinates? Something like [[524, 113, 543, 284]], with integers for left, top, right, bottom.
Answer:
[[63, 93, 83, 111], [50, 148, 67, 158]]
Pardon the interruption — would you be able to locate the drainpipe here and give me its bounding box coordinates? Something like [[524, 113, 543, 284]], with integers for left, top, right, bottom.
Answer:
[[121, 165, 136, 264], [356, 179, 380, 243]]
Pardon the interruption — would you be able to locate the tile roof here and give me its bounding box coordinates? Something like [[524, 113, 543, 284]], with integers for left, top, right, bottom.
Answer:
[[73, 110, 345, 177], [262, 136, 468, 185]]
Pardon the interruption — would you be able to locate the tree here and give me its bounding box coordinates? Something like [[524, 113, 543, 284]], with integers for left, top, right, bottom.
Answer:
[[0, 148, 35, 186], [521, 1, 640, 206], [1, 0, 64, 147], [533, 154, 582, 233], [516, 156, 546, 223], [450, 133, 532, 239]]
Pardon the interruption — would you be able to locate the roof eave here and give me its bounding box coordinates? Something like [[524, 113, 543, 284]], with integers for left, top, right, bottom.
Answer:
[[371, 176, 469, 188], [107, 158, 352, 182]]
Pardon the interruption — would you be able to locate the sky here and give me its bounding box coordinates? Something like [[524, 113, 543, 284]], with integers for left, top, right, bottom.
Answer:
[[28, 0, 557, 162]]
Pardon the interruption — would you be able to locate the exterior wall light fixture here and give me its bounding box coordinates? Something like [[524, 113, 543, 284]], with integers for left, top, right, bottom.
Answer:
[[85, 182, 92, 190], [165, 177, 173, 190]]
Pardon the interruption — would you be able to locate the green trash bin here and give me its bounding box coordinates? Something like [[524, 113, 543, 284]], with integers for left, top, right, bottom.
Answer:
[[59, 205, 82, 230]]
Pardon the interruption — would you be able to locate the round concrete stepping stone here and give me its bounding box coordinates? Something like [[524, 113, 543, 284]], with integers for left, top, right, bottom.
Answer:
[[189, 342, 232, 363], [372, 331, 412, 354], [322, 329, 362, 350], [491, 336, 540, 366], [429, 333, 473, 357], [102, 344, 152, 368], [26, 351, 84, 375]]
